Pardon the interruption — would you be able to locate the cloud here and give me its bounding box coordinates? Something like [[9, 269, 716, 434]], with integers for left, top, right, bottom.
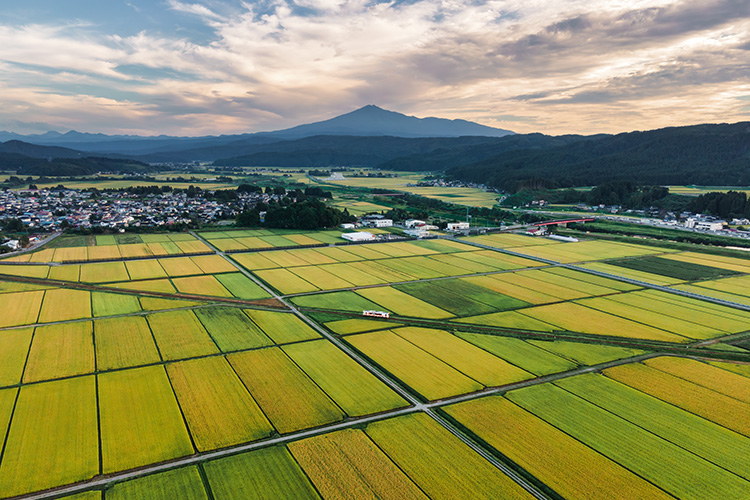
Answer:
[[0, 0, 748, 135]]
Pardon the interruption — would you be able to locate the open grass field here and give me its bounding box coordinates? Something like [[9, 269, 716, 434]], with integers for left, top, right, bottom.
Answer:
[[99, 365, 194, 473], [244, 310, 320, 344], [23, 321, 94, 383], [283, 340, 407, 416], [107, 466, 208, 500], [0, 328, 33, 386], [194, 307, 273, 351], [0, 290, 44, 327], [0, 377, 98, 498], [444, 396, 675, 500], [366, 413, 533, 500], [203, 446, 320, 500], [94, 316, 161, 370], [227, 347, 345, 433], [166, 356, 274, 451], [508, 382, 750, 500], [38, 288, 92, 323], [604, 362, 750, 437], [393, 327, 532, 387], [147, 310, 219, 360], [288, 428, 428, 499], [346, 330, 482, 400]]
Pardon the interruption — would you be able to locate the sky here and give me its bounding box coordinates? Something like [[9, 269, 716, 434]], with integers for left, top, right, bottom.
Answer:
[[0, 0, 749, 136]]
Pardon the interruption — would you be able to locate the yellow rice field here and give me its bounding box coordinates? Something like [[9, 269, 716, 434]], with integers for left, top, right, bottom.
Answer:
[[166, 356, 274, 451], [228, 347, 345, 433], [23, 322, 94, 383], [288, 428, 428, 499]]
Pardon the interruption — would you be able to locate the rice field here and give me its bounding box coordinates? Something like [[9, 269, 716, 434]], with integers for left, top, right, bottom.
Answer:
[[283, 340, 408, 416], [366, 413, 534, 499], [194, 307, 273, 351], [0, 377, 98, 497], [0, 328, 33, 386], [99, 365, 194, 473], [244, 309, 321, 344], [392, 327, 532, 387], [23, 321, 95, 383], [444, 396, 674, 500], [147, 310, 219, 360], [94, 316, 161, 370], [507, 382, 750, 500], [604, 362, 750, 437], [288, 428, 427, 499], [227, 347, 345, 433], [0, 290, 44, 327], [106, 466, 208, 500], [38, 288, 92, 323], [166, 356, 273, 451], [203, 446, 319, 500], [5, 228, 750, 499], [346, 330, 482, 400]]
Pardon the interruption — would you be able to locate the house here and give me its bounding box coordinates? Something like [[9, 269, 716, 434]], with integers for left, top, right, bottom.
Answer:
[[404, 219, 426, 228], [404, 229, 431, 238]]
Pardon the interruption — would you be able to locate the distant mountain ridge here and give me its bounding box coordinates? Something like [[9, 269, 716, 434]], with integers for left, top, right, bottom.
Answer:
[[0, 106, 513, 156]]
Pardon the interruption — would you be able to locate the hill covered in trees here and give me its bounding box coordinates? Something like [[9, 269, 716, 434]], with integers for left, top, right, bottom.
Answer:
[[447, 122, 750, 192]]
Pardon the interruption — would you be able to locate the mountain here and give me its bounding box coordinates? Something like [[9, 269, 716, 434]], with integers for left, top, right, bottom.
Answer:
[[265, 105, 514, 139], [0, 140, 85, 159], [448, 122, 750, 191], [0, 140, 155, 176], [0, 106, 513, 156]]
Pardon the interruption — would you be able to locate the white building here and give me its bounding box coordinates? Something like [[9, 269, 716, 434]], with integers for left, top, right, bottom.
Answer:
[[340, 223, 356, 229], [685, 217, 725, 231], [342, 231, 376, 242], [404, 219, 426, 228], [446, 222, 470, 231]]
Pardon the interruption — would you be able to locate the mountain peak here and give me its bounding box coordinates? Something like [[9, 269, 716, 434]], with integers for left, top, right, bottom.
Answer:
[[270, 105, 514, 139]]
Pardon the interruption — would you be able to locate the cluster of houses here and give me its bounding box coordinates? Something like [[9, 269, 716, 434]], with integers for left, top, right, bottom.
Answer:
[[0, 187, 283, 231]]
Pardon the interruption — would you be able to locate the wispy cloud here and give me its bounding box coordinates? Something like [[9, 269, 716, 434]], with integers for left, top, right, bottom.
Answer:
[[0, 0, 748, 135]]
